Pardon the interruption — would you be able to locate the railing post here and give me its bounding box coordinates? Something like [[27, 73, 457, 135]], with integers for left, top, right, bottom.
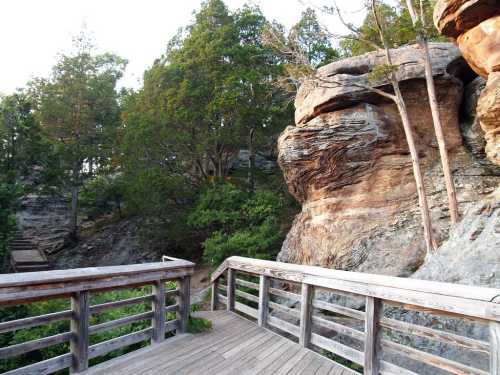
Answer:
[[211, 279, 219, 311], [299, 283, 313, 347], [258, 275, 270, 327], [227, 269, 235, 312], [491, 322, 500, 374], [177, 275, 191, 333], [70, 290, 89, 373], [152, 280, 166, 343], [364, 296, 382, 375]]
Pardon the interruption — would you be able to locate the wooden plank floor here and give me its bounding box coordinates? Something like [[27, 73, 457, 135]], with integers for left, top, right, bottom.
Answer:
[[83, 310, 357, 375]]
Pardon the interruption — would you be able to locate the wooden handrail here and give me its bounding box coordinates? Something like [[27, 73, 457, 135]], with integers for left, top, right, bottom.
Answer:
[[0, 259, 194, 374], [211, 256, 500, 375]]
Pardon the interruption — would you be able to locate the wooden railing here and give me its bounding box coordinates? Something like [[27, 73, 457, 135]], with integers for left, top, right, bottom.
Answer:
[[211, 256, 500, 375], [0, 258, 194, 374]]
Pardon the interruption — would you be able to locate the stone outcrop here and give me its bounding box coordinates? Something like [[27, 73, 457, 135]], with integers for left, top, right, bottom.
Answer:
[[435, 0, 500, 166], [277, 43, 500, 275]]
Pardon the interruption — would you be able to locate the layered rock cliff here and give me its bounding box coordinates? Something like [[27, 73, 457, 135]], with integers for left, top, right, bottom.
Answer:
[[277, 43, 500, 276], [435, 0, 500, 166]]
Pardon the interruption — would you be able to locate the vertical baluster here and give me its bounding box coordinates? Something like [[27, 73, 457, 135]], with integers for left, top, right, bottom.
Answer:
[[258, 275, 270, 327], [211, 279, 219, 311], [177, 276, 191, 333], [70, 290, 89, 373], [152, 280, 166, 343], [364, 296, 382, 375], [227, 269, 235, 312], [491, 322, 500, 375], [299, 283, 313, 347]]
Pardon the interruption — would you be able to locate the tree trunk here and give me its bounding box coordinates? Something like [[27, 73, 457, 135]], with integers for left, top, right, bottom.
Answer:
[[405, 0, 459, 224], [69, 163, 80, 240], [371, 0, 437, 253], [248, 127, 256, 194], [393, 84, 437, 252], [70, 184, 79, 240]]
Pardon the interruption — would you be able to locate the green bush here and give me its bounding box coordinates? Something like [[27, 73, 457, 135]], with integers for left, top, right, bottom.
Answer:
[[189, 183, 286, 267]]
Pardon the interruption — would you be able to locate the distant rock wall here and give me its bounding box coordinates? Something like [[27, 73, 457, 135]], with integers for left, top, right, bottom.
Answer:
[[277, 43, 500, 275]]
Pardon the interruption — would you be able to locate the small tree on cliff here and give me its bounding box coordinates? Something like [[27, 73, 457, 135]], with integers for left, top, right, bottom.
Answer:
[[402, 0, 459, 224], [367, 0, 436, 253], [266, 2, 437, 254], [33, 33, 126, 239]]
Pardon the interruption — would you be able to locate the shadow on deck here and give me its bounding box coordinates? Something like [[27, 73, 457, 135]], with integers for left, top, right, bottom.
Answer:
[[83, 311, 356, 375]]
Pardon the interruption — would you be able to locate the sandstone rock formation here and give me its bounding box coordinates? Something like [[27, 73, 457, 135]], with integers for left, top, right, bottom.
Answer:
[[277, 43, 500, 275], [435, 0, 500, 166]]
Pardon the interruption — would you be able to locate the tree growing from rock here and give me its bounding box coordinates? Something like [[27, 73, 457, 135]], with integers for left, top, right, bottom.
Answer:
[[267, 1, 438, 254], [403, 0, 459, 224], [32, 32, 126, 239]]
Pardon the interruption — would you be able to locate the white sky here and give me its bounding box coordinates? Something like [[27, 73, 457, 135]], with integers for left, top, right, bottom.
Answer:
[[0, 0, 366, 95]]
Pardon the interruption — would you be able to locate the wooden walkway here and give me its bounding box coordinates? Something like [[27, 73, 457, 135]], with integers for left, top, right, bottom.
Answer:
[[83, 310, 356, 375]]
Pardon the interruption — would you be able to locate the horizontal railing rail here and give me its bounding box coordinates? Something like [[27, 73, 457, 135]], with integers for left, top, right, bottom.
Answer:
[[0, 259, 194, 374], [211, 256, 500, 375]]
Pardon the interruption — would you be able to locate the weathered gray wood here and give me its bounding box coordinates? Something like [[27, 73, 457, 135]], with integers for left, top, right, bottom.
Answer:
[[311, 333, 364, 365], [70, 290, 89, 373], [225, 256, 500, 303], [235, 289, 259, 303], [164, 289, 179, 298], [311, 315, 364, 341], [0, 309, 72, 334], [268, 316, 300, 337], [364, 296, 382, 375], [165, 319, 178, 332], [151, 280, 166, 343], [211, 279, 218, 311], [235, 278, 259, 290], [269, 300, 300, 318], [491, 322, 500, 375], [3, 353, 72, 375], [258, 275, 269, 327], [234, 301, 259, 319], [89, 311, 154, 335], [269, 287, 301, 302], [0, 260, 195, 288], [380, 316, 489, 353], [217, 293, 228, 305], [177, 276, 190, 333], [90, 295, 153, 315], [226, 269, 235, 312], [382, 338, 488, 375], [0, 268, 193, 304], [88, 328, 153, 359], [223, 256, 500, 322], [299, 283, 313, 347], [165, 303, 178, 312], [0, 332, 72, 359], [312, 299, 365, 320], [210, 260, 228, 283]]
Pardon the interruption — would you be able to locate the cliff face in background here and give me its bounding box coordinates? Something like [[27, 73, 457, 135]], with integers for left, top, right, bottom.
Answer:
[[277, 43, 500, 276]]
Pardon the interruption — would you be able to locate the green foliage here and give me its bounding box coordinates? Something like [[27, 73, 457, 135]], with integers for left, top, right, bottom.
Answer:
[[0, 92, 49, 180], [368, 64, 400, 82], [0, 179, 20, 270], [0, 283, 195, 373], [80, 174, 126, 220], [189, 183, 286, 267], [187, 315, 213, 333], [340, 0, 446, 57]]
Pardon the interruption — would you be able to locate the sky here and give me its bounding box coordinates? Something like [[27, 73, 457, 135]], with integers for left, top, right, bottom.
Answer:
[[0, 0, 366, 95]]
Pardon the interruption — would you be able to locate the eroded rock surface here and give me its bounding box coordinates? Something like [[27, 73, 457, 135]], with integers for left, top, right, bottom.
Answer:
[[277, 43, 500, 275], [435, 0, 500, 166]]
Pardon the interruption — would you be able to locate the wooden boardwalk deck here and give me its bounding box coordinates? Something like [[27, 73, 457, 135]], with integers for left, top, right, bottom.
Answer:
[[83, 310, 356, 375]]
